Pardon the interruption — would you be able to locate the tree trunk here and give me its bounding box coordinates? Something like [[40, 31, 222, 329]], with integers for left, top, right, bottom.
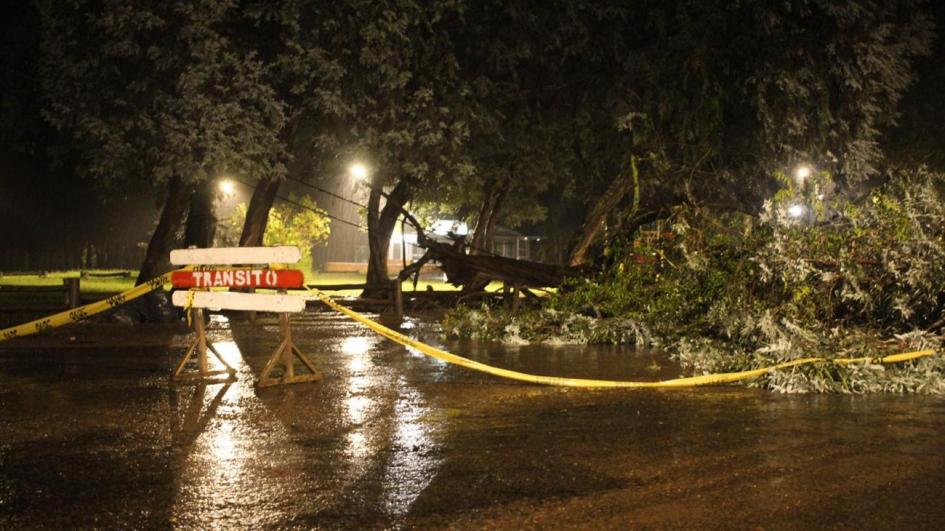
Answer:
[[184, 180, 216, 248], [469, 182, 494, 255], [482, 181, 508, 251], [470, 176, 511, 255], [363, 179, 411, 297], [567, 156, 638, 267], [136, 175, 189, 285], [239, 177, 280, 246], [464, 177, 511, 292], [238, 114, 308, 247]]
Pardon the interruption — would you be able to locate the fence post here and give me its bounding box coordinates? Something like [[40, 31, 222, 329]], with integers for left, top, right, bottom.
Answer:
[[63, 277, 81, 308]]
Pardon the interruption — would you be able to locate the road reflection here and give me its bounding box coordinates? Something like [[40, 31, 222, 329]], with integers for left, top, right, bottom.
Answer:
[[340, 332, 445, 518], [383, 382, 443, 517], [166, 317, 449, 524], [167, 320, 300, 528], [168, 382, 232, 447], [341, 334, 380, 473]]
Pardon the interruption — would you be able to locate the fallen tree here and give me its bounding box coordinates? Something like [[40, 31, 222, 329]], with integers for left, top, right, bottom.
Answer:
[[421, 240, 569, 288], [442, 169, 945, 394], [383, 198, 574, 291]]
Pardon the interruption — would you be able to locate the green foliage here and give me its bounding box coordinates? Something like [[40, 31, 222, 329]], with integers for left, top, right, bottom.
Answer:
[[437, 0, 935, 241], [445, 169, 945, 393], [616, 0, 934, 213], [40, 1, 288, 188], [219, 195, 330, 274], [338, 0, 478, 191]]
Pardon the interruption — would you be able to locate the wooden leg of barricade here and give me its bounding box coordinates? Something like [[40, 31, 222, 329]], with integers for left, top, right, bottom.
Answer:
[[170, 308, 238, 384], [258, 312, 322, 387]]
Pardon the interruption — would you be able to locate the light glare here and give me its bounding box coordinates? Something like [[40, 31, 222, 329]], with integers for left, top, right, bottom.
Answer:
[[349, 163, 369, 181], [794, 165, 812, 182], [218, 179, 236, 196], [788, 204, 805, 218]]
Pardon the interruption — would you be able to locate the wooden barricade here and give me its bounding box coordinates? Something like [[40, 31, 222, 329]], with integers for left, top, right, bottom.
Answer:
[[169, 246, 321, 387]]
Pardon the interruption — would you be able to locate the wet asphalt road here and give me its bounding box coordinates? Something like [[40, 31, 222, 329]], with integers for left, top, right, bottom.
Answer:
[[1, 311, 944, 529]]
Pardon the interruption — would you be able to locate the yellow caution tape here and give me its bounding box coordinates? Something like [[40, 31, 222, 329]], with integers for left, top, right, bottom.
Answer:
[[0, 269, 185, 342], [305, 286, 937, 388], [184, 290, 196, 327]]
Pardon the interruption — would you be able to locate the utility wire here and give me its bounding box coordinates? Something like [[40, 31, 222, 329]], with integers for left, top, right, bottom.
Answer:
[[235, 176, 513, 259], [313, 174, 507, 258], [284, 174, 368, 209], [230, 177, 366, 230]]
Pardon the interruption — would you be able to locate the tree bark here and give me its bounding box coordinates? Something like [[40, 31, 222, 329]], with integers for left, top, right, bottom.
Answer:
[[464, 176, 511, 292], [363, 179, 412, 296], [136, 175, 189, 285], [470, 176, 510, 255], [239, 177, 280, 247], [239, 114, 308, 247], [567, 157, 638, 267], [469, 190, 493, 254], [481, 182, 508, 251], [184, 180, 216, 248]]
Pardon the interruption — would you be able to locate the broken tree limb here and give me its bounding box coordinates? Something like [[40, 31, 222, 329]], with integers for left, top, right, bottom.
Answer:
[[422, 240, 572, 288], [567, 156, 639, 267]]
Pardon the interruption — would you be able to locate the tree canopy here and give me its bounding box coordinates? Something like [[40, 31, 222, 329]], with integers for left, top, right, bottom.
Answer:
[[35, 0, 940, 276], [40, 0, 288, 188]]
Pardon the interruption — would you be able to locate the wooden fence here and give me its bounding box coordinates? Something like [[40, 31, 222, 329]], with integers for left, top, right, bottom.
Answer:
[[0, 278, 81, 311]]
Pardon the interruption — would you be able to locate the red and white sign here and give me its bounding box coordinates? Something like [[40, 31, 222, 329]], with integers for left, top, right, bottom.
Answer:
[[171, 269, 305, 289]]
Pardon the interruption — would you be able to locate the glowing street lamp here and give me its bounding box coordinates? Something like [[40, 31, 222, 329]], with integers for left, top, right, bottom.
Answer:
[[218, 178, 236, 197], [348, 162, 369, 182], [788, 204, 805, 218], [794, 165, 812, 184]]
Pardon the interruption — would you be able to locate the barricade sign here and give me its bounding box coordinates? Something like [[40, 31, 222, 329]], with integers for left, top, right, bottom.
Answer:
[[171, 291, 305, 313], [169, 245, 321, 387], [170, 269, 304, 289], [170, 245, 301, 265]]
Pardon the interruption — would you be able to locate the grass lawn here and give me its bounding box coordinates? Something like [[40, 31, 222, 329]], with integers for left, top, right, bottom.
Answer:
[[311, 272, 517, 297], [0, 270, 137, 293], [0, 269, 499, 296]]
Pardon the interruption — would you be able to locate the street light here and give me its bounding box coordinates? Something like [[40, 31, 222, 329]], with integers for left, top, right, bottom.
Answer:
[[218, 178, 236, 197], [794, 165, 812, 184], [348, 162, 369, 182], [788, 204, 805, 218]]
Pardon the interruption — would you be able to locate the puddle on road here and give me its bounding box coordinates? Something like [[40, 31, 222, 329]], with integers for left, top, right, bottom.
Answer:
[[381, 382, 444, 518], [168, 317, 307, 528], [1, 312, 944, 528], [335, 331, 446, 520]]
